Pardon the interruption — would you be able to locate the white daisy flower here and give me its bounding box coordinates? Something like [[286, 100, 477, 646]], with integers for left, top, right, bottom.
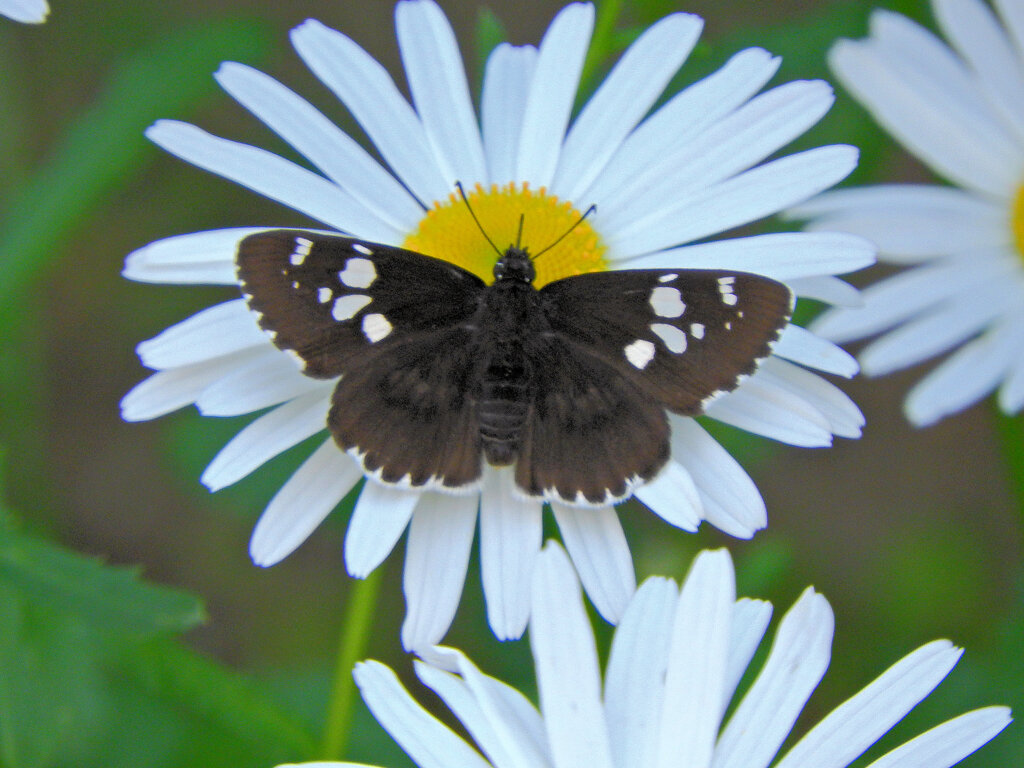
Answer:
[[277, 542, 1012, 768], [792, 0, 1024, 426], [122, 0, 871, 649], [0, 0, 47, 23]]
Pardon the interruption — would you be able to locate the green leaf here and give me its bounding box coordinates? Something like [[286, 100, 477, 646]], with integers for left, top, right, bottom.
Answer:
[[0, 18, 271, 329], [0, 517, 204, 637]]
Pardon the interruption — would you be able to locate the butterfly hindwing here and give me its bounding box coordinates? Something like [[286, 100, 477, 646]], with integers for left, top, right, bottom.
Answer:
[[236, 230, 485, 378], [538, 269, 793, 415]]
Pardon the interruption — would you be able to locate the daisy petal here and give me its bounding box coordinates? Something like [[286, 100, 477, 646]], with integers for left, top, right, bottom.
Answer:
[[724, 599, 773, 714], [201, 388, 332, 492], [774, 640, 964, 768], [656, 549, 734, 768], [214, 61, 421, 235], [397, 0, 487, 188], [773, 324, 859, 377], [714, 588, 833, 768], [551, 503, 635, 624], [997, 327, 1024, 412], [482, 44, 537, 184], [136, 299, 266, 369], [551, 12, 703, 202], [344, 482, 420, 578], [604, 577, 678, 768], [353, 660, 491, 768], [622, 231, 875, 280], [634, 460, 704, 532], [905, 319, 1022, 426], [515, 3, 594, 187], [123, 227, 263, 285], [706, 375, 834, 448], [249, 439, 361, 566], [1, 0, 48, 23], [530, 542, 615, 768], [787, 276, 863, 307], [401, 492, 478, 651], [480, 467, 542, 641], [289, 19, 448, 205], [865, 707, 1012, 768], [996, 0, 1024, 57], [669, 418, 766, 538], [195, 347, 324, 416], [146, 120, 386, 237], [756, 358, 865, 439]]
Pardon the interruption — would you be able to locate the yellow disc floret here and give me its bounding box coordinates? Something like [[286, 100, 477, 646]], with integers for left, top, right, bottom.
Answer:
[[402, 182, 607, 287]]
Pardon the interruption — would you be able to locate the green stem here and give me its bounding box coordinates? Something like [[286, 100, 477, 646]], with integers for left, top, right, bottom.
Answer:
[[319, 567, 384, 760], [579, 0, 623, 98], [995, 406, 1024, 520]]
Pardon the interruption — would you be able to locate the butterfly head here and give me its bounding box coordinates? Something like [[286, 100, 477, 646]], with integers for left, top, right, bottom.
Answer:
[[493, 245, 536, 284]]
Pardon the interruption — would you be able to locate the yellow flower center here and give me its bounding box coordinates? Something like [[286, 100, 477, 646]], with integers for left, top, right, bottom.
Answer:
[[402, 183, 607, 287], [1013, 184, 1024, 262]]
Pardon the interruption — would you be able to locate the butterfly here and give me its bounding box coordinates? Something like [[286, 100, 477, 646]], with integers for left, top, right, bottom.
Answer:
[[236, 229, 793, 506]]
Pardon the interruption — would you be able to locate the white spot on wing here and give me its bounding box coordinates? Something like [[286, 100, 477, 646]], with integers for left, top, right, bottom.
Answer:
[[722, 293, 738, 306], [690, 322, 705, 339], [289, 236, 314, 265], [624, 339, 656, 369], [362, 312, 393, 343], [649, 286, 686, 318], [658, 273, 678, 283], [352, 243, 374, 256], [283, 348, 306, 370], [317, 286, 333, 303], [651, 323, 687, 353], [332, 294, 371, 320], [339, 257, 377, 289]]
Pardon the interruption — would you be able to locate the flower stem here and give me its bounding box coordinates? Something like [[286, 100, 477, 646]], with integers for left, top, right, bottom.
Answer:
[[319, 566, 384, 760]]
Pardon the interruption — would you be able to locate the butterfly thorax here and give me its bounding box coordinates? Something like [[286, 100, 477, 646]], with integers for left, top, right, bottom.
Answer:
[[477, 247, 545, 466]]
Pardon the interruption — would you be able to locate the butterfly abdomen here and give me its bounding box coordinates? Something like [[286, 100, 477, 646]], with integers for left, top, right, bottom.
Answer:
[[478, 350, 532, 466]]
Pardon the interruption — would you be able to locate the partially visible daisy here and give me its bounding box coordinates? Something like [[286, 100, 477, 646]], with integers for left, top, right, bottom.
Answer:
[[122, 0, 871, 649], [0, 0, 47, 23], [792, 0, 1024, 426], [278, 543, 1011, 768]]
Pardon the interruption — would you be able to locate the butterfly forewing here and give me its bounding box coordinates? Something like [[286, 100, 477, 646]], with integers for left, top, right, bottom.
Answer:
[[236, 230, 484, 378], [538, 269, 793, 415]]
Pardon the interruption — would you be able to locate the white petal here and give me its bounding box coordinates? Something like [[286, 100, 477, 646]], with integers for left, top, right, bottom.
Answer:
[[586, 46, 781, 210], [353, 661, 492, 768], [146, 120, 389, 238], [787, 276, 863, 307], [551, 12, 703, 201], [551, 503, 635, 624], [668, 418, 766, 538], [202, 388, 333, 491], [655, 549, 734, 768], [608, 146, 859, 258], [195, 347, 324, 416], [773, 324, 859, 378], [997, 322, 1024, 412], [344, 481, 420, 578], [479, 467, 542, 640], [396, 0, 487, 188], [865, 707, 1012, 768], [416, 649, 551, 768], [713, 588, 834, 768], [633, 460, 704, 532], [120, 346, 267, 421], [0, 0, 48, 23], [290, 19, 449, 205], [723, 599, 773, 716], [249, 439, 361, 566], [123, 227, 263, 285], [755, 358, 865, 439], [829, 31, 1021, 197], [482, 44, 537, 184], [774, 640, 964, 768], [706, 375, 834, 448], [136, 299, 267, 370], [515, 3, 594, 187], [604, 577, 678, 768], [401, 493, 478, 651], [214, 62, 421, 235], [530, 542, 615, 768], [905, 319, 1022, 426], [995, 0, 1024, 60], [621, 232, 875, 281]]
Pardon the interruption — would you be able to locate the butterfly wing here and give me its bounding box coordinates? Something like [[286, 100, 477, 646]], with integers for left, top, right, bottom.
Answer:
[[237, 230, 488, 491], [236, 230, 485, 378], [538, 269, 793, 415]]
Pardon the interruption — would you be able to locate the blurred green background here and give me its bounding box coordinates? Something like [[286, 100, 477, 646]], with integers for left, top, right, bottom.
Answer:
[[0, 0, 1020, 766]]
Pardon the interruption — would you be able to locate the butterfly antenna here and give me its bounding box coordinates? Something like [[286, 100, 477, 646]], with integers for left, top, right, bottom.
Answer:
[[533, 203, 597, 260], [455, 181, 502, 258], [516, 214, 525, 251]]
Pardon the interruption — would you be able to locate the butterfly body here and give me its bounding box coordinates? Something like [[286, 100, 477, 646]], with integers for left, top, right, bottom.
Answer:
[[237, 230, 793, 506]]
